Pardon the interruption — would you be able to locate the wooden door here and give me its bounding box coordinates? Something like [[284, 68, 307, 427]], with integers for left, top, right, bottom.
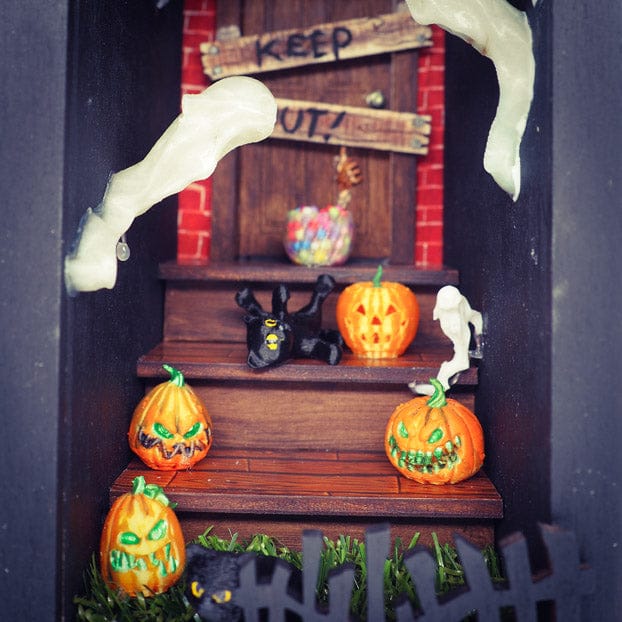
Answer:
[[211, 0, 421, 264]]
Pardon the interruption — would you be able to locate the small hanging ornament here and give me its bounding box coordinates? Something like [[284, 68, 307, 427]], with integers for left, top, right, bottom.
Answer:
[[284, 146, 361, 267]]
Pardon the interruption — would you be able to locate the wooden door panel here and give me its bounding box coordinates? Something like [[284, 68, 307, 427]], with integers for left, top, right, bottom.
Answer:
[[212, 0, 418, 263]]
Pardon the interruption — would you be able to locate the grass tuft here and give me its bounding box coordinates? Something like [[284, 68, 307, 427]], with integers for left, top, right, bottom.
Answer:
[[76, 529, 504, 621]]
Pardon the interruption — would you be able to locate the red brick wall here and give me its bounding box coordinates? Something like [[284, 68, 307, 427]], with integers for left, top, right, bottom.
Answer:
[[414, 26, 445, 268], [178, 0, 216, 263], [177, 1, 445, 267]]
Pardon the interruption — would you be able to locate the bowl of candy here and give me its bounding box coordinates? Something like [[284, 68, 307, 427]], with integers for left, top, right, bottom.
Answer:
[[284, 205, 353, 267], [283, 147, 362, 267]]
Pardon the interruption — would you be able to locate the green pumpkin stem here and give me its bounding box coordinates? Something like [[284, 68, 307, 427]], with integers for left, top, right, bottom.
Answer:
[[372, 265, 384, 288], [426, 378, 448, 408], [163, 364, 185, 388], [131, 476, 172, 507]]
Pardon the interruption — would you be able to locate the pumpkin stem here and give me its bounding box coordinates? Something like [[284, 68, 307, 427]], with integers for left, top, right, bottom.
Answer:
[[132, 475, 146, 495], [163, 364, 185, 387], [372, 264, 383, 288], [426, 378, 448, 408], [131, 475, 172, 507]]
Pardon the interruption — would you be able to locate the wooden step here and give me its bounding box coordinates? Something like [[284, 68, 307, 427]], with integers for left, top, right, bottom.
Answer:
[[110, 448, 502, 548], [158, 261, 459, 345], [158, 260, 460, 286], [138, 341, 478, 386]]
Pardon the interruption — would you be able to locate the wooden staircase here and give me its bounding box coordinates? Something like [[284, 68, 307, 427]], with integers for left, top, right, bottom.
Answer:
[[110, 260, 502, 549]]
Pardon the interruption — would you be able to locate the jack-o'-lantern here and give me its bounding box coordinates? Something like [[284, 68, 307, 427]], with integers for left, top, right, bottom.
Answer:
[[336, 265, 419, 358], [385, 379, 485, 484], [129, 364, 213, 470], [100, 476, 185, 596]]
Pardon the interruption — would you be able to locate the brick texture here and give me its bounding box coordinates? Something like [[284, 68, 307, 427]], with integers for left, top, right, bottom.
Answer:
[[177, 0, 216, 263], [177, 3, 445, 267], [415, 25, 445, 268]]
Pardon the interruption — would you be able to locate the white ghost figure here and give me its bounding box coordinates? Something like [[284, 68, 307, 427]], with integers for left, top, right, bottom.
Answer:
[[405, 0, 535, 200], [65, 76, 277, 295], [410, 285, 483, 395]]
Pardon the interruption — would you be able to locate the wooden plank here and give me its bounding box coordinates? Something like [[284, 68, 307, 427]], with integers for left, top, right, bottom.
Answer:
[[177, 515, 495, 550], [137, 341, 479, 387], [129, 378, 476, 452], [272, 98, 430, 155], [161, 283, 450, 345], [159, 260, 459, 286], [201, 12, 432, 79], [389, 45, 420, 263], [110, 451, 502, 520]]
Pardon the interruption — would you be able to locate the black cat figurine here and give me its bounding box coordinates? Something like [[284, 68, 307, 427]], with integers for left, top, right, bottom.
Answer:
[[235, 274, 343, 369], [184, 544, 302, 622]]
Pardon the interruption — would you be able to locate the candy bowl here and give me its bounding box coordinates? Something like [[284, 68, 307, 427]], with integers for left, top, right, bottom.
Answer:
[[284, 205, 353, 267]]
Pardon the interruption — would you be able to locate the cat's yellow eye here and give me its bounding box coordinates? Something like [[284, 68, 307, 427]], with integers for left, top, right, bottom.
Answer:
[[211, 589, 232, 604], [191, 581, 205, 598]]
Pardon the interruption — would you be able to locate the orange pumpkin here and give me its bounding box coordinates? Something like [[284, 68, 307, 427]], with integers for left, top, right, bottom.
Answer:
[[336, 265, 419, 358], [385, 379, 484, 484], [129, 364, 213, 470], [100, 476, 185, 596]]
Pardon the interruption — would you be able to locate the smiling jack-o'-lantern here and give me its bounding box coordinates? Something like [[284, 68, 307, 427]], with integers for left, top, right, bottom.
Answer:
[[385, 378, 485, 485], [336, 265, 420, 358], [129, 364, 213, 470], [100, 476, 185, 596]]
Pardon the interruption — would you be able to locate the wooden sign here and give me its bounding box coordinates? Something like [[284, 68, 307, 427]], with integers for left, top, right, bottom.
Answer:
[[272, 98, 431, 155], [201, 12, 432, 79]]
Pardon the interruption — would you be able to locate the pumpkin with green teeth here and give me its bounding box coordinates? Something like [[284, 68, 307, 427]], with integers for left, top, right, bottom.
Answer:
[[385, 379, 485, 484], [129, 364, 213, 470], [100, 476, 185, 596]]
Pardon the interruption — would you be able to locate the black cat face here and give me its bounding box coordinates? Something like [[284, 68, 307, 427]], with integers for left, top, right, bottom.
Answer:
[[185, 545, 245, 622], [244, 315, 293, 369]]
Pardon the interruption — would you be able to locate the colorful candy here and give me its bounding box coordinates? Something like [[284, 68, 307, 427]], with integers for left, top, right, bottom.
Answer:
[[284, 205, 353, 267]]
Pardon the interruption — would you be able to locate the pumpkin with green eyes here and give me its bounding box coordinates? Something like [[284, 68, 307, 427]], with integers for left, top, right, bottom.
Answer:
[[100, 476, 185, 596], [129, 364, 213, 470], [385, 379, 485, 484]]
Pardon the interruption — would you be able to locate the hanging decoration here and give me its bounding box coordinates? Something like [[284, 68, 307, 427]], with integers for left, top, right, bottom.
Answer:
[[405, 0, 535, 200]]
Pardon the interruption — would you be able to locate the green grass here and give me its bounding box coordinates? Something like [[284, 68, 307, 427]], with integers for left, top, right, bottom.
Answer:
[[75, 528, 504, 621]]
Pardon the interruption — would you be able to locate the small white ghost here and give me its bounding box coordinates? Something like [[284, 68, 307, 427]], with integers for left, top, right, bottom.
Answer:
[[410, 285, 483, 395]]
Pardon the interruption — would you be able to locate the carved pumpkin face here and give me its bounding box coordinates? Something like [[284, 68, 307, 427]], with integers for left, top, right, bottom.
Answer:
[[336, 266, 419, 358], [385, 379, 485, 484], [100, 476, 185, 596], [129, 364, 213, 470]]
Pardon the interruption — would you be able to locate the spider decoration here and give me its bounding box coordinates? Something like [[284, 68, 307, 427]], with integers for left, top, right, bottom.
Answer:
[[235, 274, 343, 369]]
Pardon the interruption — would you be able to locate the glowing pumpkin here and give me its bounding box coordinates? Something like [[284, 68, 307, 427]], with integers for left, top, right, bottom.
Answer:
[[100, 476, 185, 596], [385, 379, 485, 484], [336, 265, 419, 358], [129, 364, 213, 470]]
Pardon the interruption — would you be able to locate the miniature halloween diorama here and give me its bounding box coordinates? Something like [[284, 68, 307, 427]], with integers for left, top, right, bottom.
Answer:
[[284, 146, 362, 267], [336, 265, 420, 359], [100, 476, 185, 597], [236, 274, 343, 369], [64, 76, 277, 294], [411, 285, 483, 395], [128, 364, 213, 470], [385, 378, 485, 485], [405, 0, 534, 200]]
